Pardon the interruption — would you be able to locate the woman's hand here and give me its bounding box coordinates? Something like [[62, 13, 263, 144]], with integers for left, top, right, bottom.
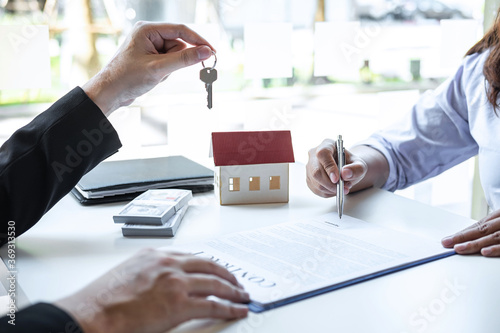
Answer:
[[442, 209, 500, 256], [306, 139, 369, 198]]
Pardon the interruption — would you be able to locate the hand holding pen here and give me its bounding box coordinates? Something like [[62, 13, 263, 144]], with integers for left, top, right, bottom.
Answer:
[[305, 138, 369, 204]]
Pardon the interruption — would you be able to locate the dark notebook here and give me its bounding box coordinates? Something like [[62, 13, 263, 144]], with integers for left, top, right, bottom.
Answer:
[[72, 155, 214, 205]]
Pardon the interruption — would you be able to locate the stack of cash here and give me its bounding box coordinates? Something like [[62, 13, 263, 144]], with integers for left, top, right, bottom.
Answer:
[[113, 189, 192, 237]]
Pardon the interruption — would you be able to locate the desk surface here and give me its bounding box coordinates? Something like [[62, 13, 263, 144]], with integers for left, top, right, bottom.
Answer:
[[2, 163, 499, 333]]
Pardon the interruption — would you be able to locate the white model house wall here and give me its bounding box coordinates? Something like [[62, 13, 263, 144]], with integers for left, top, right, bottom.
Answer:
[[215, 163, 290, 205]]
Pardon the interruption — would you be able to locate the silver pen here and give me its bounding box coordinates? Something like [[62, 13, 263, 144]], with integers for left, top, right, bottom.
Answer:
[[337, 135, 345, 219]]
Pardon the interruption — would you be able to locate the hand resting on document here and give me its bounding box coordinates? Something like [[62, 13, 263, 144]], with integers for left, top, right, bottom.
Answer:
[[442, 209, 500, 257], [55, 249, 250, 333]]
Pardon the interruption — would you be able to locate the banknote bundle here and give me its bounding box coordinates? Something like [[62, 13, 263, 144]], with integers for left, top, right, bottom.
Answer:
[[113, 189, 192, 236]]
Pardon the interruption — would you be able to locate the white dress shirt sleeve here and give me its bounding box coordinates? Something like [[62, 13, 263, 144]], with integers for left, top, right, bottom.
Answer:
[[357, 53, 482, 192]]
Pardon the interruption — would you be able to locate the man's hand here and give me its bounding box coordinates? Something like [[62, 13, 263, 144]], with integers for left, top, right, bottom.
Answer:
[[82, 22, 215, 116], [442, 209, 500, 257], [55, 249, 249, 333]]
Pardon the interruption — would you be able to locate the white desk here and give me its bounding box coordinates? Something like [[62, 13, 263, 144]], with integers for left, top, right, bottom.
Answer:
[[2, 163, 499, 333]]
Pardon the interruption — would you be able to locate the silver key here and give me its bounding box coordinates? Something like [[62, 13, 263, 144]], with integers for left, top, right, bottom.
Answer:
[[200, 67, 217, 109]]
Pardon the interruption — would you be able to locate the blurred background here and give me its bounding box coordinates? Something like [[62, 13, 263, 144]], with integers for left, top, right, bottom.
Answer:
[[0, 0, 495, 218]]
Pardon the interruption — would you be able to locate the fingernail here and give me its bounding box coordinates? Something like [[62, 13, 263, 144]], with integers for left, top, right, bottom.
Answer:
[[482, 248, 492, 256], [441, 236, 453, 247], [330, 173, 337, 183], [241, 291, 250, 301], [197, 46, 211, 60], [455, 243, 467, 251], [343, 169, 353, 180]]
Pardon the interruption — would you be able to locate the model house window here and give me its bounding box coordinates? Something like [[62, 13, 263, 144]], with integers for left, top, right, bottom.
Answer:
[[229, 177, 240, 191], [269, 176, 280, 190], [249, 177, 260, 191]]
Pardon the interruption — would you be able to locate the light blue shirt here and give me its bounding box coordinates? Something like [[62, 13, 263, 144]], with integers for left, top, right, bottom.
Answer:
[[360, 50, 500, 210]]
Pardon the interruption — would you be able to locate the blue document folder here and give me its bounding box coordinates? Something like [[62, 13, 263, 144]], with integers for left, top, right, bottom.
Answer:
[[174, 213, 456, 313], [247, 250, 455, 313]]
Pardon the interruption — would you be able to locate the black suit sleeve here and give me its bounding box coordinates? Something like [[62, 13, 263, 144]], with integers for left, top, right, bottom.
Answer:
[[0, 302, 83, 332], [0, 87, 122, 331], [0, 87, 122, 246]]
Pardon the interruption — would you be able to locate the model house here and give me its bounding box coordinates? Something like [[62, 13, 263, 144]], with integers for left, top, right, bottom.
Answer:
[[211, 130, 295, 205]]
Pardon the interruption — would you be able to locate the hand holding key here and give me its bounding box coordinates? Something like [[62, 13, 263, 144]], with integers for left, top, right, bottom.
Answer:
[[200, 51, 217, 109], [82, 22, 215, 116]]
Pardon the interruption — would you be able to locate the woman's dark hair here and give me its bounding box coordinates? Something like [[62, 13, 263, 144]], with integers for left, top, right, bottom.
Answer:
[[466, 8, 500, 111]]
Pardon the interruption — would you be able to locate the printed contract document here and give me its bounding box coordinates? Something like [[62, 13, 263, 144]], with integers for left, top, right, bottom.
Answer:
[[173, 213, 454, 312]]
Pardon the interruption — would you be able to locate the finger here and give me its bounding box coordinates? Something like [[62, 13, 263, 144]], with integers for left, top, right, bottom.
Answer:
[[185, 298, 248, 321], [179, 257, 241, 287], [306, 165, 336, 195], [306, 176, 336, 196], [441, 217, 500, 248], [307, 168, 336, 196], [343, 182, 352, 194], [341, 161, 365, 185], [315, 139, 339, 184], [146, 22, 215, 50], [441, 218, 493, 247], [454, 230, 500, 254], [461, 209, 500, 233], [342, 151, 367, 185], [306, 176, 336, 198], [317, 183, 336, 196], [163, 39, 187, 53], [306, 161, 337, 194], [186, 274, 250, 303], [483, 209, 500, 221], [157, 249, 191, 257], [481, 244, 500, 257], [158, 45, 213, 74]]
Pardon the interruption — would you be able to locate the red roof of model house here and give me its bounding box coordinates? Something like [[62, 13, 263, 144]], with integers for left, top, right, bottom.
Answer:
[[212, 130, 295, 166]]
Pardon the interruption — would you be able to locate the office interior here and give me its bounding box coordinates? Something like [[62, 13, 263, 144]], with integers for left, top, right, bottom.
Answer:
[[0, 0, 494, 219]]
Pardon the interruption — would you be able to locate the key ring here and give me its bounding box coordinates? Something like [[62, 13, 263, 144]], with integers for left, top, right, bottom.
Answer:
[[202, 50, 217, 70]]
